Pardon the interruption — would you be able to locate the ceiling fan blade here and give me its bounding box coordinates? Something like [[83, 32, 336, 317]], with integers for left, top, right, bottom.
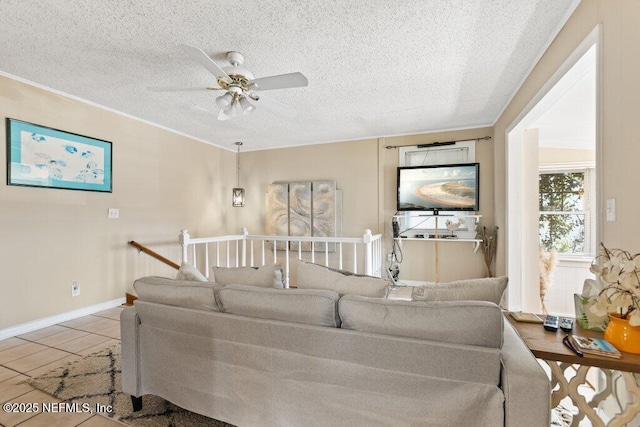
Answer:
[[250, 72, 308, 91], [148, 86, 218, 92], [253, 94, 297, 118], [178, 44, 230, 81]]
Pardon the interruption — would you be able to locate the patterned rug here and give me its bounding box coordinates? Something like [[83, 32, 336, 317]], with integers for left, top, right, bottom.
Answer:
[[28, 344, 233, 427]]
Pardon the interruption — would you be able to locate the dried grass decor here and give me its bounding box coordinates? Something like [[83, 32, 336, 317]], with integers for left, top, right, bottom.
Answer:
[[480, 226, 498, 277], [539, 246, 558, 315]]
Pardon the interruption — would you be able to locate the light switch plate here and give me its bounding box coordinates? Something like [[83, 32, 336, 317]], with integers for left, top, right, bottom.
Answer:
[[606, 199, 616, 222]]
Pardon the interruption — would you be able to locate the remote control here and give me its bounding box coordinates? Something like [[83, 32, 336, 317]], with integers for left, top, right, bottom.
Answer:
[[560, 317, 574, 332], [543, 315, 559, 332]]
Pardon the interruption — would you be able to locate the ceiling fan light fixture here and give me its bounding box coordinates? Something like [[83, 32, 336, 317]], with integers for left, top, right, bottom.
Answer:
[[216, 92, 233, 109], [239, 96, 255, 115], [157, 45, 307, 121], [228, 100, 239, 118]]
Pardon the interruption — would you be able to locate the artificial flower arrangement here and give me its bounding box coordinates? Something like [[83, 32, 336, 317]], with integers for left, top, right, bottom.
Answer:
[[590, 243, 640, 327]]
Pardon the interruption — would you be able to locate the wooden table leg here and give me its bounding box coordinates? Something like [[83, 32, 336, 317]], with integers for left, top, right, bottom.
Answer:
[[547, 361, 571, 408], [545, 361, 640, 426], [568, 365, 604, 427], [607, 372, 640, 427]]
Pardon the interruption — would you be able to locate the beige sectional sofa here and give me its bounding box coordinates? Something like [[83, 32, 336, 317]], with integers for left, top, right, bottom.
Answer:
[[121, 273, 550, 427]]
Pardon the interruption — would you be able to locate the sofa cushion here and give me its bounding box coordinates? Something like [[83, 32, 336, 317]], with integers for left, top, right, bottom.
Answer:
[[411, 276, 508, 305], [211, 264, 284, 288], [133, 276, 223, 311], [296, 260, 389, 298], [175, 262, 207, 282], [339, 295, 503, 348], [218, 284, 341, 327]]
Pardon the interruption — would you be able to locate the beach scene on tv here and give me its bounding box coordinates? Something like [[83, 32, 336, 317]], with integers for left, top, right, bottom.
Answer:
[[398, 165, 478, 210]]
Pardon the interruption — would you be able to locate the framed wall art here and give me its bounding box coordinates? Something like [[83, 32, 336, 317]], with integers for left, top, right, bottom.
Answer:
[[266, 180, 342, 252], [6, 118, 112, 192]]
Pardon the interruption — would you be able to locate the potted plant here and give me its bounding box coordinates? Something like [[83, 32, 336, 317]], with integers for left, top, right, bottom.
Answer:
[[590, 243, 640, 354]]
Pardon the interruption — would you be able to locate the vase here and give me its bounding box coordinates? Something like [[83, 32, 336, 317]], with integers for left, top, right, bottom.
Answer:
[[604, 313, 640, 355]]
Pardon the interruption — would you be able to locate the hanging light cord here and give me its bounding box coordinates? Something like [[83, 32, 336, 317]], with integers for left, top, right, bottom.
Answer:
[[235, 141, 243, 187]]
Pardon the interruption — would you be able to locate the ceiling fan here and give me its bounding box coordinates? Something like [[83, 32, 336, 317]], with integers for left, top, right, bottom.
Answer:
[[149, 44, 308, 120]]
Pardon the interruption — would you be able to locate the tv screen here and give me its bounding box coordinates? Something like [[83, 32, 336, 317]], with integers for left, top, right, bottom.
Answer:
[[397, 163, 479, 212]]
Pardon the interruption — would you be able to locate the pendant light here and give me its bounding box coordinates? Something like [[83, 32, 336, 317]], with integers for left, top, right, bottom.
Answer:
[[232, 142, 245, 207]]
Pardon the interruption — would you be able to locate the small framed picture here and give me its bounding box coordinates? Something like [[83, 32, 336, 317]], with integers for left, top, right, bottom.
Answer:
[[6, 118, 112, 192]]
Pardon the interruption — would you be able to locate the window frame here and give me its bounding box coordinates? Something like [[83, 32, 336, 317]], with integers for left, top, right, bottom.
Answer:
[[538, 162, 596, 258], [399, 141, 476, 167]]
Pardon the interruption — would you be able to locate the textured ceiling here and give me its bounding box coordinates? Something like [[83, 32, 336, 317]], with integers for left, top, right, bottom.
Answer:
[[0, 0, 579, 151]]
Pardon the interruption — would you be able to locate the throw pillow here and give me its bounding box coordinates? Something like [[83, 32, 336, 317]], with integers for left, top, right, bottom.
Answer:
[[339, 295, 503, 348], [211, 264, 284, 288], [295, 259, 389, 298], [411, 276, 508, 305], [175, 262, 208, 282], [217, 284, 341, 327], [133, 276, 223, 311]]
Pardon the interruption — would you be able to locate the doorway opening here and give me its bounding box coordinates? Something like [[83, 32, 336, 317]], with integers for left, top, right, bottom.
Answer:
[[506, 27, 600, 314]]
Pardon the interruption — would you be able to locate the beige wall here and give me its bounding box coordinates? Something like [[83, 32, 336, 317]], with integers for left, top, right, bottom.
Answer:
[[238, 139, 381, 237], [539, 147, 595, 165], [0, 76, 235, 330], [239, 127, 494, 284], [494, 0, 640, 277]]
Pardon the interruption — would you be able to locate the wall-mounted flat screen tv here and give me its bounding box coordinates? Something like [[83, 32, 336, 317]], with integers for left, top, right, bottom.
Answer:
[[397, 163, 479, 212]]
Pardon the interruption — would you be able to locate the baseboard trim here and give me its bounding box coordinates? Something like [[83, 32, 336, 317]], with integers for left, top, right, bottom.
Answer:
[[0, 298, 126, 341]]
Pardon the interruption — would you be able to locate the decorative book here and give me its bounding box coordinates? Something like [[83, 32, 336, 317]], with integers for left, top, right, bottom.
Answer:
[[509, 312, 543, 324], [570, 335, 621, 358]]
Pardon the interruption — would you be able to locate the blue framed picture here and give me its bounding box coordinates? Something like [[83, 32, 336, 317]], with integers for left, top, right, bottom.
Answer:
[[6, 118, 112, 192]]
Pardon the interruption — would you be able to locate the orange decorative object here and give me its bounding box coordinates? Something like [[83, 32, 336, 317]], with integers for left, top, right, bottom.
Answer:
[[604, 313, 640, 355]]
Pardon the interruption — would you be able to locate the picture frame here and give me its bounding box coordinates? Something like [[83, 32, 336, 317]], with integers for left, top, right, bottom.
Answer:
[[6, 118, 112, 192]]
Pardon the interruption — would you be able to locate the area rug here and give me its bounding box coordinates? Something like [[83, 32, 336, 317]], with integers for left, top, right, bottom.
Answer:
[[28, 344, 233, 427]]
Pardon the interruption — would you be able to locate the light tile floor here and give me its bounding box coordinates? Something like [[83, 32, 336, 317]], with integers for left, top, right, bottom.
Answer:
[[0, 307, 126, 427]]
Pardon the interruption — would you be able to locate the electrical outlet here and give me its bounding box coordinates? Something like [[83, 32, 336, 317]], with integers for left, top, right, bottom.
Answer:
[[71, 282, 80, 297], [107, 208, 119, 219]]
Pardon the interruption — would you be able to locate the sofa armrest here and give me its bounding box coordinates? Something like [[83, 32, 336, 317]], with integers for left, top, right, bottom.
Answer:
[[501, 319, 550, 427], [120, 306, 141, 397]]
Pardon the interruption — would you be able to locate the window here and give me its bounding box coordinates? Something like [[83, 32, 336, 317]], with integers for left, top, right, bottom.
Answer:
[[399, 141, 475, 167], [538, 166, 595, 256]]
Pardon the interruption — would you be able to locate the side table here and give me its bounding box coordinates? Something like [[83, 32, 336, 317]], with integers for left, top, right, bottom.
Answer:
[[506, 314, 640, 427]]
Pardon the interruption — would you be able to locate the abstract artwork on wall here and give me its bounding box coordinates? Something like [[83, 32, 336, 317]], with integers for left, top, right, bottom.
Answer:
[[6, 118, 112, 192], [266, 183, 290, 249], [312, 181, 338, 251], [266, 180, 342, 251]]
